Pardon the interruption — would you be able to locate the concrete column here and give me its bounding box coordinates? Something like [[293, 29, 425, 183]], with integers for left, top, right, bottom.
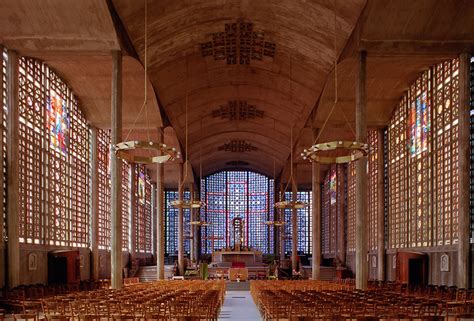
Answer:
[[376, 129, 385, 281], [6, 51, 20, 288], [129, 164, 137, 258], [156, 129, 165, 279], [311, 149, 321, 280], [177, 163, 184, 276], [458, 52, 470, 289], [90, 127, 99, 281], [152, 183, 156, 258], [279, 179, 285, 262], [355, 50, 368, 290], [291, 164, 298, 272], [189, 184, 195, 262], [110, 50, 123, 289], [194, 184, 201, 261], [337, 164, 346, 266]]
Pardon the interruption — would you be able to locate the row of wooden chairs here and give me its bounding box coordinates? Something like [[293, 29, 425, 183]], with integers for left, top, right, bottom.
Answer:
[[33, 280, 225, 321], [251, 280, 474, 321]]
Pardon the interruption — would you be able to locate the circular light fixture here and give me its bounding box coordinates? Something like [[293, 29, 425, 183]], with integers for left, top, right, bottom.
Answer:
[[264, 220, 285, 226], [274, 200, 309, 210], [190, 221, 211, 226], [301, 140, 368, 164], [115, 141, 180, 164], [171, 200, 206, 209]]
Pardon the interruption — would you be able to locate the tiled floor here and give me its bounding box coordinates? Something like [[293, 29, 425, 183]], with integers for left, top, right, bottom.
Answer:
[[218, 291, 262, 321]]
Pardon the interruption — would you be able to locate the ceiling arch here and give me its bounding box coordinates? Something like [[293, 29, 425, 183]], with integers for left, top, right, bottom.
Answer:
[[112, 0, 366, 176]]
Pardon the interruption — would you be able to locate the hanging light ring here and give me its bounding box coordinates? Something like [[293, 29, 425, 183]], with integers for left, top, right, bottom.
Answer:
[[301, 140, 368, 164], [274, 200, 309, 209], [115, 140, 180, 164], [171, 200, 206, 209]]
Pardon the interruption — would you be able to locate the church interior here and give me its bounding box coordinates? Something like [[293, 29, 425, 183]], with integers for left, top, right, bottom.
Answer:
[[0, 0, 473, 320]]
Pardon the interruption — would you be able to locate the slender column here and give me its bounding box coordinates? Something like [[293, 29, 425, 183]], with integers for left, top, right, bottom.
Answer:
[[6, 51, 20, 288], [355, 50, 368, 290], [376, 129, 385, 281], [189, 184, 195, 262], [337, 165, 346, 266], [194, 184, 200, 261], [311, 141, 321, 279], [291, 164, 298, 272], [279, 179, 285, 262], [0, 48, 4, 288], [129, 165, 136, 258], [90, 127, 100, 280], [152, 184, 156, 258], [156, 129, 165, 279], [177, 164, 184, 275], [458, 52, 470, 289], [110, 50, 123, 289]]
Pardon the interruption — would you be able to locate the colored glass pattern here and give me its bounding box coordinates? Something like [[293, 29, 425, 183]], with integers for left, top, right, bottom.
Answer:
[[18, 56, 90, 247], [388, 58, 460, 249], [97, 129, 111, 249], [199, 171, 273, 254]]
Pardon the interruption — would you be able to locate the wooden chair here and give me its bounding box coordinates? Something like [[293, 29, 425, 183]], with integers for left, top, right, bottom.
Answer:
[[45, 314, 71, 321], [77, 314, 102, 321], [112, 315, 137, 321], [13, 314, 38, 321]]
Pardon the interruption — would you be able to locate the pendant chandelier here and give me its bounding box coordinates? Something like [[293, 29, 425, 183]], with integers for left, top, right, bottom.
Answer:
[[189, 120, 210, 225], [171, 58, 207, 211], [274, 125, 308, 210], [115, 0, 179, 164], [300, 0, 368, 164], [273, 57, 307, 210], [265, 157, 286, 226]]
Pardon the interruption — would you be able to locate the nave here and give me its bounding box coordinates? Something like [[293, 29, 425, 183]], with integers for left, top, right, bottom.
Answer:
[[0, 0, 474, 320]]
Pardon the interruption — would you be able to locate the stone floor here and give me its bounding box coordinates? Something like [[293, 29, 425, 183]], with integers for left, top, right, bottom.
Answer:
[[218, 290, 262, 321]]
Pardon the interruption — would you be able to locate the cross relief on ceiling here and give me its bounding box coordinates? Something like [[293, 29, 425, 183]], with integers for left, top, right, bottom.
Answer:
[[218, 140, 258, 153], [212, 100, 264, 121], [200, 20, 276, 65]]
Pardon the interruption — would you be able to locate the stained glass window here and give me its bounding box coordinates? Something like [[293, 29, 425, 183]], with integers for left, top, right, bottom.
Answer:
[[330, 170, 337, 205], [283, 191, 312, 254], [164, 190, 190, 255], [201, 171, 226, 253], [368, 130, 379, 251], [199, 171, 273, 254], [321, 177, 329, 255], [122, 163, 131, 251], [345, 130, 379, 254], [408, 72, 431, 247], [134, 165, 153, 253], [432, 59, 459, 246], [18, 56, 90, 246], [47, 90, 69, 155], [97, 129, 111, 250], [388, 58, 460, 249], [18, 57, 46, 244], [346, 162, 356, 253], [321, 166, 337, 257], [409, 83, 430, 156]]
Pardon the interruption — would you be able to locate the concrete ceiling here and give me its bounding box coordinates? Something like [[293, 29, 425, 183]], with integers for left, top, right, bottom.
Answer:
[[112, 0, 366, 179], [1, 0, 474, 186]]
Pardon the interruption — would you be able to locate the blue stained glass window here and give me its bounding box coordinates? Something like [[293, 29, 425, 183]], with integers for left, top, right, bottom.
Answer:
[[200, 171, 273, 254], [203, 172, 226, 253], [284, 191, 313, 255], [164, 190, 190, 255]]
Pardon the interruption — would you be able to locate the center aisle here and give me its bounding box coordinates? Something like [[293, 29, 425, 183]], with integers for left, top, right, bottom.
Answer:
[[218, 290, 262, 321]]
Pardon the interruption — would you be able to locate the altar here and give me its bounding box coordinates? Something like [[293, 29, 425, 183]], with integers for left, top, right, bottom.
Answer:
[[212, 250, 262, 264]]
